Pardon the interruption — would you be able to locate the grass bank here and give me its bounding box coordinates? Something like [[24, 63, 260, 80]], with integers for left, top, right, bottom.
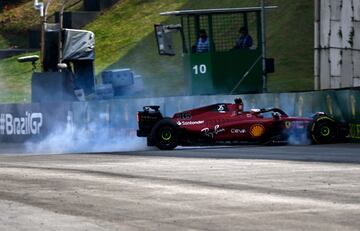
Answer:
[[0, 0, 314, 103]]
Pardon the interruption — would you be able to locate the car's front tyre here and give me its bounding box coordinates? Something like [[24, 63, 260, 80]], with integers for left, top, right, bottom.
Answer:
[[309, 115, 337, 144]]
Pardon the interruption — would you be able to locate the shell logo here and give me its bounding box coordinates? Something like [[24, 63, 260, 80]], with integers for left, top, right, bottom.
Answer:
[[250, 124, 265, 137]]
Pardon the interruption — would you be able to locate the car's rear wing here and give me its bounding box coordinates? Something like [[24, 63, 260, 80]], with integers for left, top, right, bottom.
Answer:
[[137, 106, 163, 137], [143, 105, 160, 112]]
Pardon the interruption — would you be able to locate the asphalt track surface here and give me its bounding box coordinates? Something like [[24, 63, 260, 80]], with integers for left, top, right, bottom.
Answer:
[[0, 144, 360, 230]]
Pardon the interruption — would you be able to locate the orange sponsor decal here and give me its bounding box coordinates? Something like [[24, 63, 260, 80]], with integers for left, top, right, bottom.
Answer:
[[250, 124, 265, 137]]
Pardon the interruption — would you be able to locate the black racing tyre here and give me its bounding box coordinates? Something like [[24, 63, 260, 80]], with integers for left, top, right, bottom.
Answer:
[[150, 119, 180, 150], [309, 115, 337, 144]]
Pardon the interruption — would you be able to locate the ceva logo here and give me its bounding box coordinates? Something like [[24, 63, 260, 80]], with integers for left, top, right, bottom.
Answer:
[[0, 112, 43, 135]]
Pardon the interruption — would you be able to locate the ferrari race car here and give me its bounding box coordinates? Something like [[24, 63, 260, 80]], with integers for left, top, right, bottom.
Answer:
[[136, 99, 348, 150]]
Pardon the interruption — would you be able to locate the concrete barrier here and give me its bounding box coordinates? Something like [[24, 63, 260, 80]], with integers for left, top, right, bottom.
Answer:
[[0, 88, 359, 142]]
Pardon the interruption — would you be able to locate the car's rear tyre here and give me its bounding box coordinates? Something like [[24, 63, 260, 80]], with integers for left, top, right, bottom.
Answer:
[[309, 115, 337, 144], [150, 119, 180, 150]]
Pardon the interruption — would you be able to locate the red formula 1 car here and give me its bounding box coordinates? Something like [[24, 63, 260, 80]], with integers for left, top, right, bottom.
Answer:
[[136, 98, 348, 150]]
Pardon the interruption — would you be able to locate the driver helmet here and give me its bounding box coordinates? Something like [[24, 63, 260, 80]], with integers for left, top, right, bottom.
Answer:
[[234, 97, 244, 112]]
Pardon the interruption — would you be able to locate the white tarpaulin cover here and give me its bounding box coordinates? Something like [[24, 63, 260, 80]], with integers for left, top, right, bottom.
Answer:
[[63, 29, 95, 61]]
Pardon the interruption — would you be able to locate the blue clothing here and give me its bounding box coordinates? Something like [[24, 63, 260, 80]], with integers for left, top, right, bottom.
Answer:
[[196, 38, 209, 53], [235, 35, 253, 49]]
